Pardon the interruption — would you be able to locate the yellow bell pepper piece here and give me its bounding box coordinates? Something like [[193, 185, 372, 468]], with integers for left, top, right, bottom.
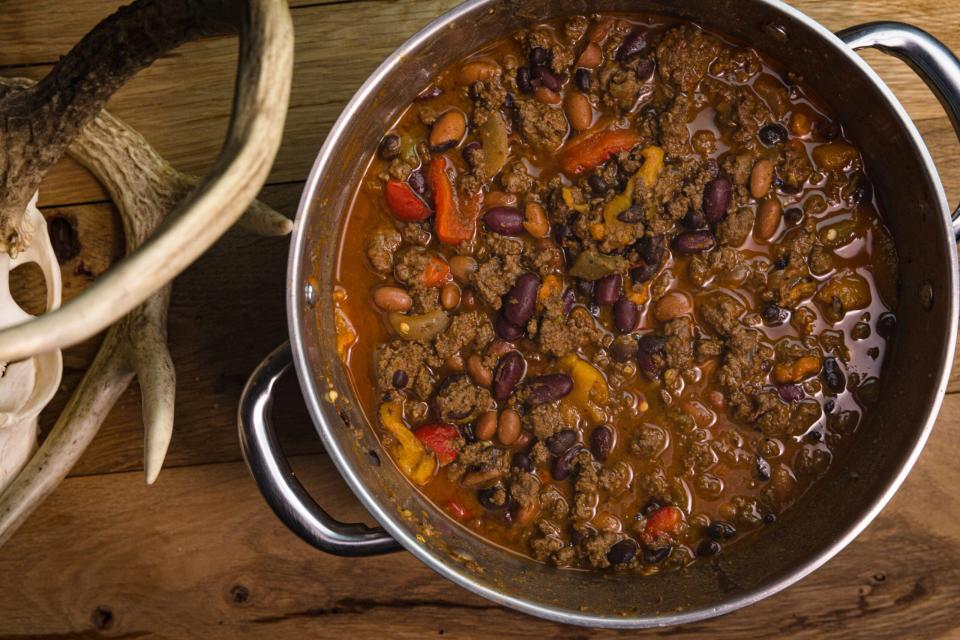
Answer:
[[378, 400, 436, 485], [561, 354, 609, 408], [638, 146, 665, 188], [601, 146, 664, 238], [562, 187, 589, 213]]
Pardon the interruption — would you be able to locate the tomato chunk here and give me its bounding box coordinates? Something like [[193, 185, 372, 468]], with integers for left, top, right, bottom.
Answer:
[[413, 423, 461, 465], [384, 179, 432, 221], [445, 500, 471, 521], [641, 506, 684, 545], [429, 156, 475, 244], [561, 129, 642, 175], [422, 255, 450, 288]]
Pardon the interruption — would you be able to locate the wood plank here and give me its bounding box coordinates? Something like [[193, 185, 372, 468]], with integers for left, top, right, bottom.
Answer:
[[1, 392, 958, 638], [0, 0, 955, 208]]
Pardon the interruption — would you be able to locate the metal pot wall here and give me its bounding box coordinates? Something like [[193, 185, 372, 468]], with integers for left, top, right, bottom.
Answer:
[[238, 0, 960, 627]]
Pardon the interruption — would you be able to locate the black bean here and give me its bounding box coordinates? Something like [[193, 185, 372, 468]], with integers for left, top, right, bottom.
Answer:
[[575, 68, 592, 92], [630, 261, 658, 283], [639, 334, 667, 354], [594, 273, 623, 306], [822, 357, 846, 393], [524, 374, 574, 406], [635, 57, 655, 82], [484, 207, 525, 236], [503, 92, 515, 110], [551, 445, 582, 480], [512, 452, 534, 472], [503, 273, 541, 327], [467, 82, 482, 101], [702, 177, 732, 223], [673, 230, 716, 254], [462, 140, 482, 166], [516, 66, 534, 94], [561, 288, 576, 315], [494, 314, 524, 341], [639, 235, 665, 266], [460, 423, 477, 444], [697, 540, 722, 557], [614, 297, 638, 333], [546, 429, 578, 455], [610, 335, 639, 362], [575, 278, 594, 297], [477, 484, 504, 510], [642, 498, 663, 515], [815, 119, 842, 141], [378, 134, 401, 160], [758, 123, 790, 146], [637, 350, 659, 380], [763, 512, 778, 525], [588, 302, 601, 317], [492, 351, 526, 401], [824, 399, 836, 413], [553, 223, 571, 244], [392, 369, 408, 389], [777, 384, 805, 403], [682, 208, 708, 230], [784, 207, 804, 226], [590, 425, 614, 462], [606, 538, 639, 565], [756, 456, 772, 481], [642, 546, 672, 564], [806, 427, 823, 442], [707, 520, 737, 540], [877, 312, 897, 339], [762, 303, 789, 326], [849, 172, 873, 204], [615, 206, 642, 223], [530, 46, 550, 67], [616, 29, 646, 61], [414, 86, 443, 101], [533, 66, 562, 92], [773, 255, 789, 270], [408, 169, 427, 196], [588, 174, 609, 194]]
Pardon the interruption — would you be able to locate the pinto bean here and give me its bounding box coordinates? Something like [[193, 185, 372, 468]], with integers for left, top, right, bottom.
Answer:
[[466, 354, 493, 387], [750, 159, 775, 199], [523, 202, 550, 238], [772, 355, 822, 384], [497, 409, 521, 446], [595, 273, 623, 306], [614, 297, 639, 333], [484, 207, 525, 236], [440, 283, 461, 310], [462, 467, 502, 487], [524, 374, 574, 406], [449, 255, 478, 284], [373, 286, 412, 312], [485, 191, 518, 209], [534, 85, 562, 105], [429, 110, 467, 152], [577, 42, 603, 68], [702, 177, 732, 223], [457, 61, 497, 85], [754, 197, 782, 241], [503, 273, 541, 327], [565, 92, 593, 131], [653, 292, 693, 322], [492, 351, 526, 401]]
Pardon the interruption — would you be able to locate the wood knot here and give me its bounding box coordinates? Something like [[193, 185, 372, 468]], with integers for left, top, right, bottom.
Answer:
[[230, 584, 250, 605], [47, 214, 81, 263], [91, 605, 113, 630]]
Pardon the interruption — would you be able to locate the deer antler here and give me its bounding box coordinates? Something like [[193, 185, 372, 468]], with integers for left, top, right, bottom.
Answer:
[[0, 0, 294, 545]]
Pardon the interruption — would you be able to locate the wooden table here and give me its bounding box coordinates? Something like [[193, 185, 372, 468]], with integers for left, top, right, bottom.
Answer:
[[2, 1, 959, 637]]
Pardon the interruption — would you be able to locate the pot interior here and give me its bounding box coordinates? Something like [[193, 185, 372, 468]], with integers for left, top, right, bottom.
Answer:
[[291, 0, 955, 625]]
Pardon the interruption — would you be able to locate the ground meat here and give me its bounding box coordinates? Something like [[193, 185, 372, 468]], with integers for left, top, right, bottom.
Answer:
[[471, 250, 524, 308], [706, 79, 771, 144], [630, 423, 667, 458], [576, 526, 619, 569], [597, 62, 643, 113], [699, 292, 746, 337], [375, 341, 439, 399], [516, 98, 569, 150], [599, 462, 632, 494], [655, 25, 722, 93], [722, 152, 755, 186], [524, 403, 572, 439], [434, 310, 494, 360], [470, 74, 507, 126], [657, 93, 692, 157], [538, 307, 605, 357], [642, 157, 714, 233], [573, 452, 601, 520], [539, 487, 570, 521], [530, 520, 571, 566], [689, 246, 743, 287], [520, 27, 575, 74], [400, 222, 431, 246], [663, 316, 695, 371], [366, 227, 402, 275], [435, 375, 494, 423], [509, 471, 541, 510], [717, 207, 755, 247], [780, 141, 814, 190], [394, 247, 433, 286], [564, 15, 589, 42], [500, 159, 536, 194]]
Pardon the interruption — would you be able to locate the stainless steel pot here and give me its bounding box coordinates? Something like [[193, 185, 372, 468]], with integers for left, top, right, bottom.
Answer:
[[238, 0, 960, 627]]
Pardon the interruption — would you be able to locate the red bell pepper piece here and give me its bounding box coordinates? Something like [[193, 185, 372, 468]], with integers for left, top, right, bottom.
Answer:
[[561, 129, 642, 175], [413, 423, 461, 465], [641, 506, 684, 546], [422, 255, 450, 288], [429, 156, 475, 244], [384, 179, 432, 222], [445, 500, 471, 522]]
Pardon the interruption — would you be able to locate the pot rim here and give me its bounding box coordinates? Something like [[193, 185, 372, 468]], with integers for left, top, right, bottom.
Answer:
[[286, 0, 958, 627]]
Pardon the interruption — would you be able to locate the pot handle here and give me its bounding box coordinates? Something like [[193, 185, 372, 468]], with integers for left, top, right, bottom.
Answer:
[[238, 342, 402, 556], [838, 22, 960, 238]]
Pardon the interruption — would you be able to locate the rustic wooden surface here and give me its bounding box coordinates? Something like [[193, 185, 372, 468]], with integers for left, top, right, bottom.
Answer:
[[1, 1, 959, 637]]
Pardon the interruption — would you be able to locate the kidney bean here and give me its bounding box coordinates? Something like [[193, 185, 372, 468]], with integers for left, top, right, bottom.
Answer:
[[449, 255, 477, 284], [708, 520, 737, 540], [702, 177, 732, 223], [533, 66, 562, 92], [429, 110, 467, 152], [484, 206, 525, 236], [822, 357, 846, 393], [486, 339, 514, 360], [523, 202, 550, 238], [440, 283, 461, 310], [475, 410, 498, 440], [477, 484, 505, 510], [755, 197, 783, 241], [497, 409, 522, 446], [551, 445, 582, 481], [565, 92, 593, 131], [759, 123, 789, 146], [750, 159, 775, 199], [575, 68, 592, 92], [777, 383, 805, 402], [408, 169, 427, 196], [610, 335, 639, 362], [502, 273, 540, 327], [594, 273, 623, 306], [653, 291, 692, 322], [562, 288, 576, 315], [673, 230, 716, 254], [630, 261, 657, 284], [682, 208, 707, 230], [590, 425, 614, 462], [607, 538, 639, 564], [614, 297, 639, 333], [616, 29, 646, 61], [516, 66, 534, 94], [492, 351, 526, 401], [373, 286, 413, 312], [635, 57, 655, 82], [524, 374, 574, 406], [512, 451, 534, 472], [392, 369, 408, 389], [546, 429, 578, 455], [466, 354, 493, 387], [639, 234, 665, 266], [378, 134, 401, 160], [697, 540, 722, 557]]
